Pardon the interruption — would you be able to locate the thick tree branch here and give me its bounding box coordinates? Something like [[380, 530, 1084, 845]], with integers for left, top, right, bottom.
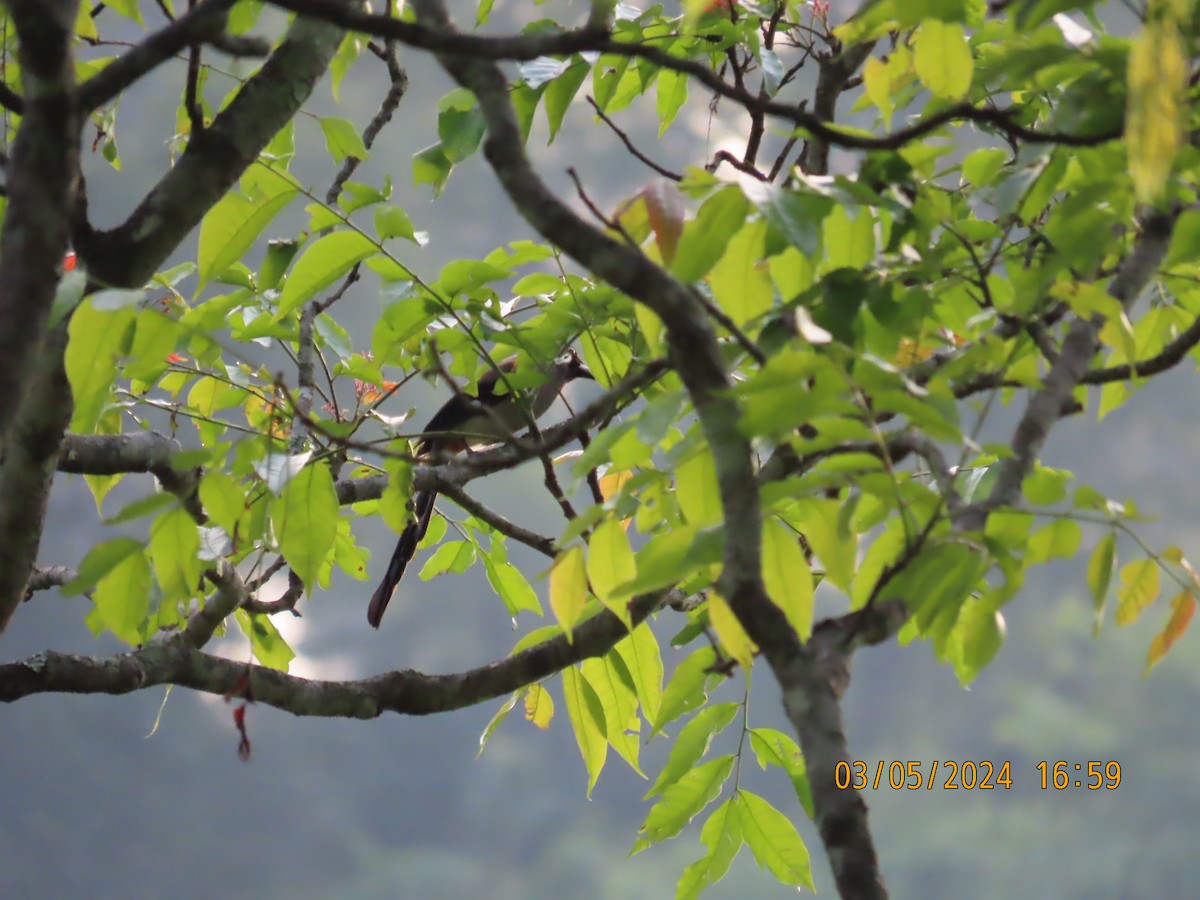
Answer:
[[0, 326, 73, 632], [0, 588, 676, 712], [58, 431, 204, 521], [73, 5, 357, 287], [0, 1, 78, 448]]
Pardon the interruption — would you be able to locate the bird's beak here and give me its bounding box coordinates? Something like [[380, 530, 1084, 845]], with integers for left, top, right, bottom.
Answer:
[[575, 360, 595, 381]]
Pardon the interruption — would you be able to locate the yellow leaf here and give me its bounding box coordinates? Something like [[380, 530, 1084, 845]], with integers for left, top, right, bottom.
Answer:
[[1115, 558, 1160, 626], [1127, 18, 1187, 202], [708, 591, 757, 671], [524, 684, 555, 729], [550, 546, 588, 641], [1146, 592, 1196, 675]]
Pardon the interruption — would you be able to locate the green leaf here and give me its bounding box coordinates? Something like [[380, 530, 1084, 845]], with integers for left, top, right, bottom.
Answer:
[[616, 525, 723, 602], [276, 231, 375, 318], [92, 549, 151, 645], [1115, 558, 1160, 627], [438, 106, 487, 163], [614, 623, 664, 723], [1088, 532, 1116, 635], [792, 499, 857, 593], [676, 798, 743, 899], [270, 462, 338, 588], [148, 506, 201, 603], [413, 142, 454, 196], [588, 518, 637, 628], [670, 187, 750, 284], [484, 554, 543, 616], [914, 19, 974, 101], [961, 147, 1009, 187], [743, 180, 832, 258], [550, 545, 589, 640], [950, 594, 1006, 685], [762, 520, 814, 640], [235, 608, 296, 672], [637, 755, 734, 849], [1027, 519, 1082, 565], [374, 206, 424, 244], [709, 219, 772, 327], [544, 57, 589, 142], [197, 166, 298, 288], [880, 541, 987, 631], [653, 645, 720, 735], [320, 116, 370, 163], [647, 702, 740, 798], [656, 68, 689, 136], [65, 299, 135, 434], [64, 537, 144, 595], [736, 791, 814, 890], [746, 727, 814, 819], [562, 665, 608, 795], [676, 448, 722, 527], [418, 540, 476, 579], [478, 692, 520, 755], [581, 655, 643, 775]]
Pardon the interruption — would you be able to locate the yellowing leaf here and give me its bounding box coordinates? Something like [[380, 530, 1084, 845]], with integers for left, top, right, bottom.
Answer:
[[642, 178, 686, 265], [914, 20, 973, 101], [550, 545, 588, 640], [1127, 18, 1187, 202], [1146, 591, 1196, 675], [1115, 558, 1160, 626], [708, 591, 757, 671], [524, 683, 555, 729]]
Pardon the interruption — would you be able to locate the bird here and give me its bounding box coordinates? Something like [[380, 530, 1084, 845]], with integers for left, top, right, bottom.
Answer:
[[367, 348, 595, 628]]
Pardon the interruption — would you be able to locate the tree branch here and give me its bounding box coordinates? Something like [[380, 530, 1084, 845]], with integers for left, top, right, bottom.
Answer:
[[957, 209, 1178, 530], [0, 588, 676, 713], [0, 326, 73, 632], [72, 4, 356, 287], [0, 1, 78, 448], [57, 431, 204, 521], [261, 0, 1121, 152], [77, 0, 269, 112]]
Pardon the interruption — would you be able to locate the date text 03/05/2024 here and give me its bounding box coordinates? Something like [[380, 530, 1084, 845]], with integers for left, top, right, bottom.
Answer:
[[833, 760, 1123, 791]]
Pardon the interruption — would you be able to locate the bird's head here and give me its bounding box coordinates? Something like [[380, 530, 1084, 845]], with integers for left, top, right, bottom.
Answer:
[[556, 347, 595, 383]]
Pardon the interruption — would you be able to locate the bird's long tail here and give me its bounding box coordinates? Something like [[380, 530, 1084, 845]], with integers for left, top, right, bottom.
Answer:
[[367, 489, 437, 628]]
